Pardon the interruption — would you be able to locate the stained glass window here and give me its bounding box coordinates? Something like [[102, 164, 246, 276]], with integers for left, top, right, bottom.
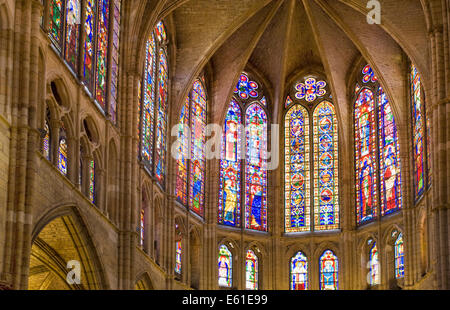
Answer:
[[295, 78, 327, 102], [285, 76, 338, 232], [410, 64, 426, 200], [109, 0, 122, 124], [154, 49, 168, 184], [395, 233, 404, 279], [290, 252, 308, 290], [354, 64, 402, 226], [155, 21, 167, 43], [218, 100, 242, 227], [369, 242, 380, 286], [89, 159, 95, 203], [94, 0, 110, 108], [260, 96, 267, 107], [245, 104, 267, 231], [48, 0, 122, 120], [378, 87, 402, 216], [49, 0, 64, 49], [139, 22, 169, 188], [218, 72, 268, 230], [175, 79, 207, 217], [175, 96, 190, 206], [189, 81, 207, 217], [42, 119, 51, 160], [79, 150, 83, 186], [218, 245, 232, 288], [245, 250, 258, 290], [285, 96, 293, 108], [64, 0, 80, 72], [285, 105, 310, 232], [40, 0, 45, 28], [58, 135, 68, 175], [313, 101, 339, 230], [235, 73, 258, 100], [175, 241, 182, 274], [140, 208, 145, 247], [83, 0, 97, 92], [141, 34, 156, 167], [355, 89, 378, 225], [362, 64, 378, 83], [319, 250, 338, 290]]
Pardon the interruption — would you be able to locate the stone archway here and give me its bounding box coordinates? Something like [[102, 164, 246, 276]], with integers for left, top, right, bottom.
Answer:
[[28, 212, 106, 290], [135, 272, 154, 290]]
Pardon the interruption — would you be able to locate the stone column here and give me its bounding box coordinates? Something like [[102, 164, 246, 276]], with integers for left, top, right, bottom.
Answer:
[[428, 1, 450, 289], [1, 0, 42, 289]]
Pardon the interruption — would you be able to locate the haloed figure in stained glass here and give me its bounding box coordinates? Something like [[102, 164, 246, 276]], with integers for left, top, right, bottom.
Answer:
[[291, 254, 308, 290], [354, 64, 402, 225], [320, 250, 338, 290], [360, 158, 373, 219], [223, 168, 238, 224], [247, 108, 265, 230], [192, 162, 202, 210], [223, 116, 239, 223], [383, 145, 398, 211]]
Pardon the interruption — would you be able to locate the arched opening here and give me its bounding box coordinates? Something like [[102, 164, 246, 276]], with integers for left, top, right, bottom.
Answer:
[[28, 213, 105, 290], [135, 273, 154, 290]]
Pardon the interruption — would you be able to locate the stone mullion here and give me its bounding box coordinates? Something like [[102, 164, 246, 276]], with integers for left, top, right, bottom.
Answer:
[[164, 195, 174, 289], [78, 0, 87, 80], [50, 119, 60, 166], [81, 153, 91, 196], [67, 136, 77, 183], [95, 165, 106, 210], [402, 63, 417, 287], [165, 52, 178, 288], [402, 93, 415, 286], [128, 72, 141, 290]]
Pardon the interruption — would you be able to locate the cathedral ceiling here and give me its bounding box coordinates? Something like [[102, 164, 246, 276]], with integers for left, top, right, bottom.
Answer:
[[133, 0, 430, 126]]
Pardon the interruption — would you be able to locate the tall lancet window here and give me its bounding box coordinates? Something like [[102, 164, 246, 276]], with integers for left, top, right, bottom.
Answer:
[[218, 72, 268, 231], [245, 250, 259, 290], [290, 251, 308, 290], [394, 232, 404, 279], [319, 250, 339, 290], [88, 159, 96, 204], [47, 0, 122, 120], [410, 64, 431, 201], [218, 245, 232, 288], [174, 79, 207, 218], [354, 64, 402, 226], [139, 21, 169, 188], [368, 240, 380, 286], [218, 100, 242, 227], [58, 125, 68, 176], [284, 76, 339, 233]]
